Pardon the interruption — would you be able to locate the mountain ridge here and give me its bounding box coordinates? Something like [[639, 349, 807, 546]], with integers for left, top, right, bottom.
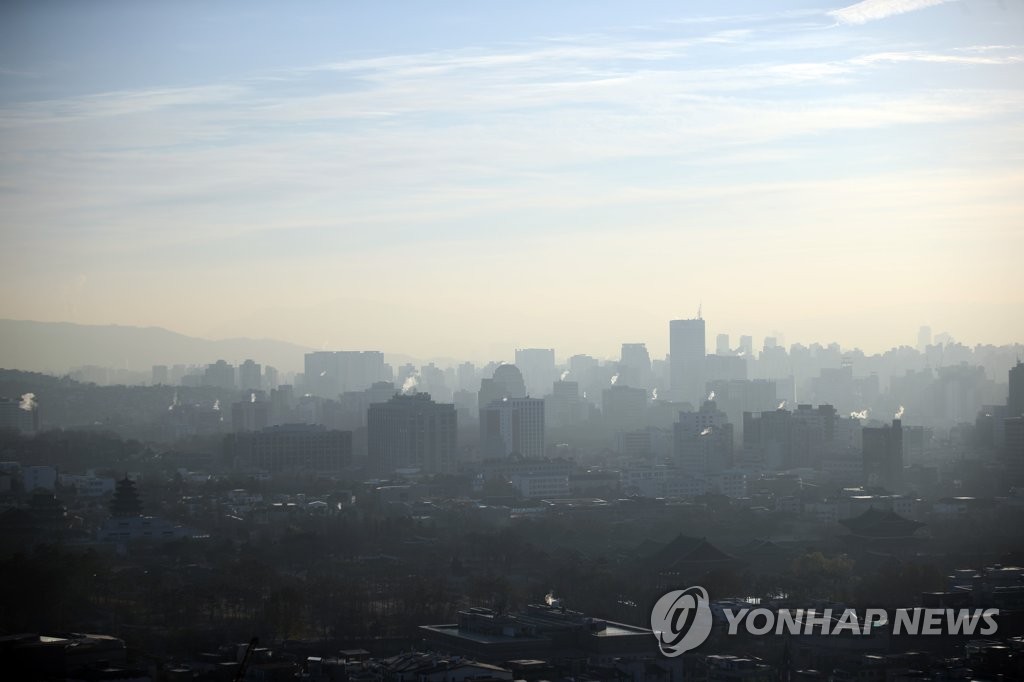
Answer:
[[0, 319, 312, 373]]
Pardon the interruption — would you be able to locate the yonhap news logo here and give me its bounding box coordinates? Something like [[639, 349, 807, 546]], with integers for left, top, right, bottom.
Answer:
[[651, 586, 1000, 657], [650, 586, 714, 657]]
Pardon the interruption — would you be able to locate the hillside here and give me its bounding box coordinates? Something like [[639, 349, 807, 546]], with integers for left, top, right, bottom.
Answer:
[[0, 319, 311, 373]]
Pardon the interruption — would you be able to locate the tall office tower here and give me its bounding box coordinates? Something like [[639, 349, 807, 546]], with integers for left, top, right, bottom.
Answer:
[[669, 318, 706, 404], [619, 343, 653, 389], [705, 354, 747, 384], [231, 393, 270, 433], [480, 397, 546, 458], [568, 354, 599, 377], [239, 359, 262, 392], [602, 384, 649, 432], [706, 379, 778, 435], [152, 365, 169, 385], [863, 419, 903, 491], [738, 335, 754, 357], [917, 326, 932, 353], [368, 393, 457, 475], [203, 360, 236, 390], [1009, 360, 1024, 418], [515, 348, 556, 397], [1005, 417, 1024, 460], [304, 351, 389, 398], [716, 334, 731, 356], [546, 380, 586, 427], [263, 365, 279, 390], [457, 362, 477, 392], [674, 399, 733, 475], [335, 381, 397, 430]]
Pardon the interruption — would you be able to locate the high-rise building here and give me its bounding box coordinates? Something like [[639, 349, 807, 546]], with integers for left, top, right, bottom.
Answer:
[[478, 364, 527, 409], [457, 362, 477, 392], [263, 365, 279, 390], [151, 365, 169, 385], [738, 335, 754, 357], [863, 419, 903, 491], [545, 380, 587, 427], [743, 403, 859, 472], [706, 379, 777, 435], [670, 318, 706, 404], [304, 351, 389, 398], [602, 384, 648, 432], [705, 354, 747, 383], [674, 400, 733, 475], [619, 343, 652, 389], [239, 359, 262, 392], [368, 393, 457, 475], [1009, 360, 1024, 418], [480, 397, 545, 458], [336, 381, 397, 430], [917, 325, 932, 352], [231, 393, 270, 432], [515, 348, 556, 397], [203, 360, 236, 390], [1005, 417, 1024, 461], [716, 334, 731, 356], [227, 424, 353, 473], [568, 354, 599, 377]]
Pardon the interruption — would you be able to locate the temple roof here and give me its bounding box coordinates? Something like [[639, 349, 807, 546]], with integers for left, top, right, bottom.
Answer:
[[838, 508, 924, 538]]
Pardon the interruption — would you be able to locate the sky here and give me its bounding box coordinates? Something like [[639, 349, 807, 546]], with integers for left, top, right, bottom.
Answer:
[[0, 0, 1022, 362]]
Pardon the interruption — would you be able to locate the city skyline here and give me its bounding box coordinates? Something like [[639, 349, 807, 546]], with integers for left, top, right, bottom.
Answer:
[[2, 0, 1022, 358]]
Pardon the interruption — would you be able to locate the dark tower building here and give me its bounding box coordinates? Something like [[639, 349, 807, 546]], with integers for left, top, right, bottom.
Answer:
[[1009, 360, 1024, 418], [368, 393, 457, 475], [110, 477, 143, 517], [863, 419, 903, 491]]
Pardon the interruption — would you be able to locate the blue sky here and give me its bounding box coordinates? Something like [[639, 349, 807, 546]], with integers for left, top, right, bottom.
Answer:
[[1, 0, 1022, 360]]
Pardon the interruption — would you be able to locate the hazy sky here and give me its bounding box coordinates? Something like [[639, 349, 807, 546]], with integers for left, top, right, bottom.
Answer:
[[1, 0, 1022, 361]]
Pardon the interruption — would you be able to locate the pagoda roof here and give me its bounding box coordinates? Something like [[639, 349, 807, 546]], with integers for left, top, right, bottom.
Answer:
[[838, 508, 924, 538], [652, 533, 739, 568]]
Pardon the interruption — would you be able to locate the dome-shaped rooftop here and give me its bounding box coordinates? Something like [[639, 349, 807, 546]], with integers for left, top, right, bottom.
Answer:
[[492, 363, 527, 398]]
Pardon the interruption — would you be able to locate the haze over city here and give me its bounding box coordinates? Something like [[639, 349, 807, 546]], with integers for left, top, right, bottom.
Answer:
[[2, 2, 1024, 681], [2, 0, 1023, 359]]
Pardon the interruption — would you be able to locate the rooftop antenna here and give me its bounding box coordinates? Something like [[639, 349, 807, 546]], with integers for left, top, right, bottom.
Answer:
[[697, 303, 702, 320]]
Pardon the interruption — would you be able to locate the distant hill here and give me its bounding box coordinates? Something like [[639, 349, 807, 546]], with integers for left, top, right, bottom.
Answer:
[[0, 319, 311, 373]]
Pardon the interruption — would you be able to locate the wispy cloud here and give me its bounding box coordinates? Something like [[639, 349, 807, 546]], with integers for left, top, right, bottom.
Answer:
[[852, 50, 1024, 65], [1, 9, 1021, 259], [830, 0, 955, 25]]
